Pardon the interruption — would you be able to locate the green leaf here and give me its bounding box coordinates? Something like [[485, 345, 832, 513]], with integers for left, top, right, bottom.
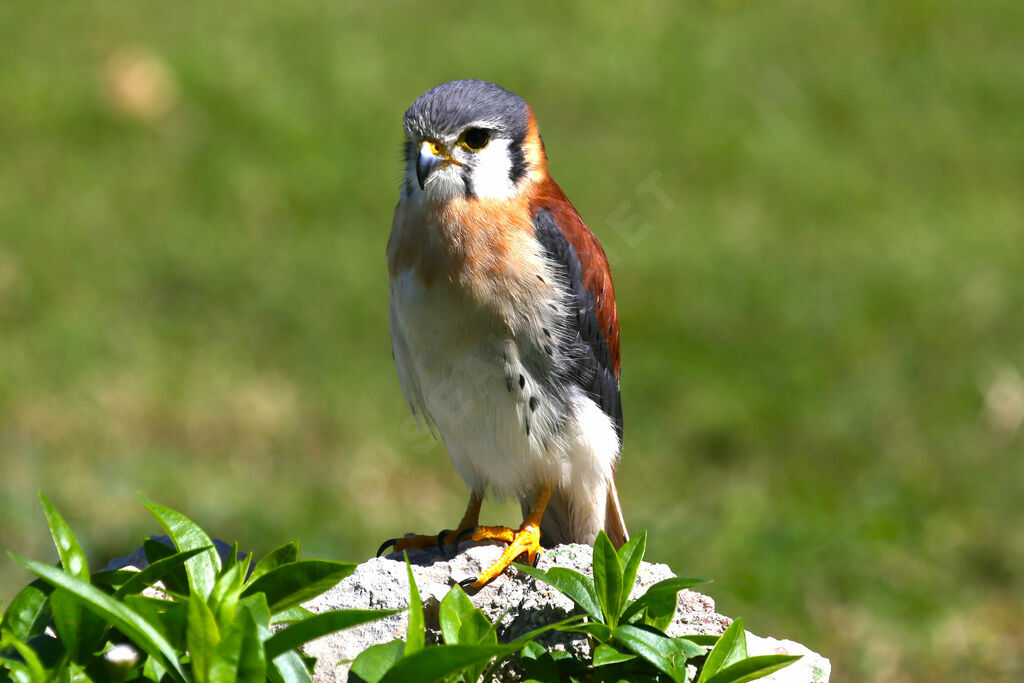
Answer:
[[613, 624, 698, 682], [238, 592, 272, 632], [142, 653, 168, 682], [125, 594, 189, 662], [244, 591, 313, 683], [89, 569, 138, 588], [247, 542, 299, 585], [439, 585, 495, 647], [268, 649, 314, 683], [113, 547, 208, 600], [11, 553, 187, 682], [0, 629, 47, 683], [242, 560, 355, 613], [438, 585, 467, 645], [437, 584, 498, 681], [592, 531, 624, 627], [702, 654, 802, 683], [591, 643, 636, 667], [349, 639, 404, 683], [518, 641, 570, 683], [140, 495, 221, 600], [143, 539, 190, 596], [378, 644, 518, 683], [566, 620, 613, 643], [210, 603, 266, 683], [210, 561, 246, 631], [234, 607, 267, 683], [520, 641, 547, 660], [20, 633, 65, 671], [39, 493, 89, 580], [209, 616, 244, 683], [502, 614, 588, 650], [403, 553, 424, 655], [270, 606, 314, 625], [620, 576, 709, 627], [223, 541, 242, 573], [513, 564, 603, 621], [0, 579, 53, 640], [38, 494, 103, 663], [188, 591, 220, 682], [697, 618, 747, 683], [681, 634, 720, 647], [48, 589, 82, 660], [264, 609, 400, 659], [616, 530, 647, 615]]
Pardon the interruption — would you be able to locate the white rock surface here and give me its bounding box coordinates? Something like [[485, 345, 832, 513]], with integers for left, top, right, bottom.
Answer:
[[300, 540, 830, 682]]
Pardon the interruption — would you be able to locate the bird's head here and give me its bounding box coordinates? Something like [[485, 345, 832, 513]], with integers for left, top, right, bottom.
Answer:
[[401, 79, 546, 203]]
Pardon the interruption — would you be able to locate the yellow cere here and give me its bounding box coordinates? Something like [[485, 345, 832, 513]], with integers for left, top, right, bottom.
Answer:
[[420, 140, 444, 158]]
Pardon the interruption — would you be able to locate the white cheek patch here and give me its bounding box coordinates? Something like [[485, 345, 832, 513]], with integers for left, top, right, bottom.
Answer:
[[401, 135, 519, 202], [467, 139, 517, 200]]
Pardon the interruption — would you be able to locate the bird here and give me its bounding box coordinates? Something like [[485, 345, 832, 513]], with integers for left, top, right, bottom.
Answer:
[[380, 79, 627, 588]]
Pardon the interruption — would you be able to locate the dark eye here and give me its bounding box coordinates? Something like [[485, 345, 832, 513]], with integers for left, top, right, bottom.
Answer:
[[461, 128, 491, 151]]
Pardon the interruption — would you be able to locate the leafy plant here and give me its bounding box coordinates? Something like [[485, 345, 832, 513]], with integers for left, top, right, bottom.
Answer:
[[514, 530, 801, 682], [2, 498, 805, 683], [349, 556, 525, 683], [0, 494, 397, 682]]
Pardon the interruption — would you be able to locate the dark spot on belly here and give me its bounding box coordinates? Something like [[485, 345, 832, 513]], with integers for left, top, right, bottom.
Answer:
[[519, 374, 526, 389], [542, 328, 551, 338], [529, 396, 539, 412], [544, 344, 553, 356], [525, 420, 531, 436], [505, 374, 514, 392]]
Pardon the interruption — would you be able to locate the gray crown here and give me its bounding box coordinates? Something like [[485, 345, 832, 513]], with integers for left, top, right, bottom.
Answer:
[[403, 79, 530, 142]]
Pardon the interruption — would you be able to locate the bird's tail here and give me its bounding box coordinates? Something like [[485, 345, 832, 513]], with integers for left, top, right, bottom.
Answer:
[[532, 476, 628, 549], [603, 476, 629, 548]]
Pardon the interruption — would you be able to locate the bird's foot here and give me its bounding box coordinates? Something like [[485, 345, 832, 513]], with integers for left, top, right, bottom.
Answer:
[[375, 523, 494, 559], [458, 522, 542, 590]]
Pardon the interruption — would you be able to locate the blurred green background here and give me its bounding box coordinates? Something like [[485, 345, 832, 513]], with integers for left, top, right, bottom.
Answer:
[[2, 1, 1022, 680]]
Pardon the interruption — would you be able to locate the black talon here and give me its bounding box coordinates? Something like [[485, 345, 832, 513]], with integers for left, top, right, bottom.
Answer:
[[376, 538, 399, 558], [531, 549, 543, 568], [458, 576, 481, 591], [436, 529, 453, 558], [454, 526, 478, 550]]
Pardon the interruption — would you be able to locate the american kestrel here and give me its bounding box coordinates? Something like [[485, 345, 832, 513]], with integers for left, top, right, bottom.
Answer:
[[380, 79, 627, 587]]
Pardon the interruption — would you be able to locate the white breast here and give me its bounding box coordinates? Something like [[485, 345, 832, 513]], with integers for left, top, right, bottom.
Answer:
[[388, 236, 621, 544], [389, 268, 566, 497]]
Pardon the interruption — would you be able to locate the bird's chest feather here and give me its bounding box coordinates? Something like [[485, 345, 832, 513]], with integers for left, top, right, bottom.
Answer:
[[387, 198, 574, 493]]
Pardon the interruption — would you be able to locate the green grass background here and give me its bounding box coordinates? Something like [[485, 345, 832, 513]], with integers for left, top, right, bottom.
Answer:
[[2, 1, 1022, 680]]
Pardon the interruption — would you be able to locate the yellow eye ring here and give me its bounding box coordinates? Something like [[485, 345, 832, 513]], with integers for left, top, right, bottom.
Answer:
[[459, 128, 491, 152]]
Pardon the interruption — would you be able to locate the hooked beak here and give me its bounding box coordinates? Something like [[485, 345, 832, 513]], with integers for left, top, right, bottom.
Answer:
[[416, 140, 446, 190]]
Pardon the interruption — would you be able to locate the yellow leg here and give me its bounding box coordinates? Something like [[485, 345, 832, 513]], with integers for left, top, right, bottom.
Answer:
[[464, 483, 554, 589], [377, 492, 484, 556]]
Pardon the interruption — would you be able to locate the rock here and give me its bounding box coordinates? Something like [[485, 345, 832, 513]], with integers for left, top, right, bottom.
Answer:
[[300, 540, 830, 682], [104, 537, 829, 682]]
